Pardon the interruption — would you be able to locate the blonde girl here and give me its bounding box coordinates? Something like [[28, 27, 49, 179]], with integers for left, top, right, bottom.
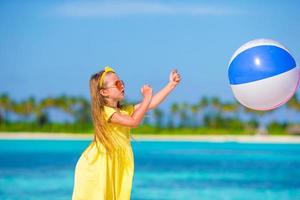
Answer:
[[72, 66, 181, 200]]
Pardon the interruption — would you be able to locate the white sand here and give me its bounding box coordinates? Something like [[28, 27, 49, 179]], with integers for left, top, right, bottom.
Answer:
[[1, 132, 300, 143], [0, 132, 92, 140], [132, 134, 300, 143]]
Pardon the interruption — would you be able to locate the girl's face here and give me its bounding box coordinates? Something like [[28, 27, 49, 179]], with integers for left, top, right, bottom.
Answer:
[[100, 72, 125, 101]]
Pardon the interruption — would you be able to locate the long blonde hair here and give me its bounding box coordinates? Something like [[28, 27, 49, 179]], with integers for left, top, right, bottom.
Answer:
[[89, 70, 120, 154]]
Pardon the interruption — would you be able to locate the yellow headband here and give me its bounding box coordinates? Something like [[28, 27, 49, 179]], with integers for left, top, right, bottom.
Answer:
[[98, 66, 115, 88]]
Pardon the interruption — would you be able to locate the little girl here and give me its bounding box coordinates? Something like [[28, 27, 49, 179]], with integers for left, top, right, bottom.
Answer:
[[72, 66, 181, 200]]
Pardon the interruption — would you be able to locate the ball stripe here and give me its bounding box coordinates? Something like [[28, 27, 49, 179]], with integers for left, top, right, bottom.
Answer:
[[228, 45, 296, 85], [228, 38, 290, 64]]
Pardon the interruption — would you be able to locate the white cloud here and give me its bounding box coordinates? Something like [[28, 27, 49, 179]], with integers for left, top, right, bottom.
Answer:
[[53, 1, 245, 17]]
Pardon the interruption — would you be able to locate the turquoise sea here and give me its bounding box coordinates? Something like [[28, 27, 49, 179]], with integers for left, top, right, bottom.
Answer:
[[0, 139, 300, 200]]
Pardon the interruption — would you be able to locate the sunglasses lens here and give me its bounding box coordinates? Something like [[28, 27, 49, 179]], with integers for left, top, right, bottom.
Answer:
[[115, 80, 124, 90]]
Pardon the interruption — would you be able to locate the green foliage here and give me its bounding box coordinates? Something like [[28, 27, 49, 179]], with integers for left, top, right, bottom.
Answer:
[[0, 121, 296, 136], [0, 92, 299, 135], [268, 121, 288, 134], [203, 114, 244, 130], [0, 121, 93, 133]]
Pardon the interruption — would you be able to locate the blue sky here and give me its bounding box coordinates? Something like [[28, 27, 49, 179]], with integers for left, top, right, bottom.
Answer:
[[1, 0, 300, 110]]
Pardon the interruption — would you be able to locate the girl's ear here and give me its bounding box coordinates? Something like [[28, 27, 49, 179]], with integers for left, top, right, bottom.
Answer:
[[100, 89, 108, 97]]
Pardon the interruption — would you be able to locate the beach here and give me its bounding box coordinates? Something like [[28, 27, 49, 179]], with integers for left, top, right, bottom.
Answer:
[[1, 132, 300, 143]]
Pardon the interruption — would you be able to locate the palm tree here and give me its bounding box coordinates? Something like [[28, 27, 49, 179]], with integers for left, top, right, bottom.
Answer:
[[170, 102, 179, 128], [243, 107, 269, 135], [285, 93, 300, 134], [153, 108, 164, 128], [287, 94, 300, 112], [20, 96, 36, 121], [55, 94, 72, 113], [197, 97, 209, 126], [210, 96, 222, 113], [198, 96, 209, 109], [209, 97, 223, 128], [221, 100, 240, 118], [190, 104, 199, 128], [178, 102, 189, 127], [34, 97, 54, 126], [73, 96, 92, 124], [0, 93, 12, 124], [56, 94, 77, 121]]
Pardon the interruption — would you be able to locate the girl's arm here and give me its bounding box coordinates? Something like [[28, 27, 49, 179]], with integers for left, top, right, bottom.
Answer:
[[134, 69, 181, 111], [109, 85, 152, 128]]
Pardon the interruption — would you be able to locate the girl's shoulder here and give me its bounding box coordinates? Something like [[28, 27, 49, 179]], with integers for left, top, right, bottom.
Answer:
[[103, 106, 117, 122], [103, 104, 134, 121], [120, 104, 134, 116]]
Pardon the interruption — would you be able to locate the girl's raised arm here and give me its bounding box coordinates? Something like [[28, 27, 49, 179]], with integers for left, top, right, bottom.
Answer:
[[134, 69, 181, 111], [110, 85, 152, 128]]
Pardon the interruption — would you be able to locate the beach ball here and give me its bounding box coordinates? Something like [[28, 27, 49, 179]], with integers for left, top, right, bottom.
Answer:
[[228, 39, 299, 110]]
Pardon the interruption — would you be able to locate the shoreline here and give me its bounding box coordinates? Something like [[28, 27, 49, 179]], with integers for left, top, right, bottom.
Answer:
[[0, 132, 300, 143]]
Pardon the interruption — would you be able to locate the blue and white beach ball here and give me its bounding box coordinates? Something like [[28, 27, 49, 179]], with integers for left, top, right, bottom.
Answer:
[[228, 39, 299, 110]]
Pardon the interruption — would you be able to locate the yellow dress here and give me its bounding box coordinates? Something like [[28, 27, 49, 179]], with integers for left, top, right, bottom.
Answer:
[[72, 105, 135, 200]]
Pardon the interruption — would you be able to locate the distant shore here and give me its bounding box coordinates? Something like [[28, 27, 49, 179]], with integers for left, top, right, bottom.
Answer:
[[1, 132, 300, 143]]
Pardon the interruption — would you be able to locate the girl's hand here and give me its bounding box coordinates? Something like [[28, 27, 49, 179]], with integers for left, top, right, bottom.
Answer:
[[169, 69, 181, 87], [141, 85, 153, 99]]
